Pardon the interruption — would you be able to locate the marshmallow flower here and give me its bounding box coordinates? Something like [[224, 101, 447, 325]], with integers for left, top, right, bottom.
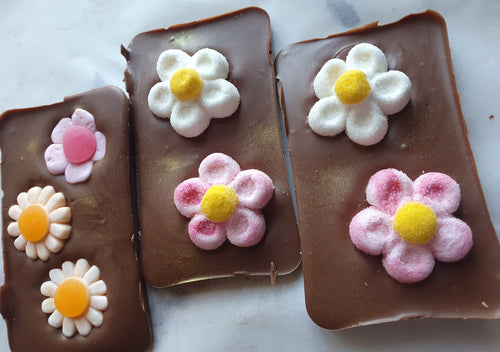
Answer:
[[148, 48, 240, 138], [349, 169, 473, 283], [308, 43, 411, 146], [45, 108, 106, 184], [7, 186, 71, 261], [174, 153, 274, 250], [41, 259, 108, 337]]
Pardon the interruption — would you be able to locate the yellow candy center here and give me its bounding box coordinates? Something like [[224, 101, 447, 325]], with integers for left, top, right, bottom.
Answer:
[[170, 68, 204, 101], [393, 202, 438, 244], [54, 278, 90, 318], [201, 185, 239, 223], [18, 204, 49, 242], [334, 69, 371, 105]]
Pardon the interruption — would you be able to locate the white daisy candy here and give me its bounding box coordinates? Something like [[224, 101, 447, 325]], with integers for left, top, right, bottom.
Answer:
[[41, 259, 108, 337], [308, 43, 412, 146], [148, 48, 240, 138], [7, 186, 71, 261]]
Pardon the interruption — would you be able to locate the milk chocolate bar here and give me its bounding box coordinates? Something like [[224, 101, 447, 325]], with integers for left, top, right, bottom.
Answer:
[[123, 7, 301, 287], [0, 87, 152, 350], [276, 11, 500, 329]]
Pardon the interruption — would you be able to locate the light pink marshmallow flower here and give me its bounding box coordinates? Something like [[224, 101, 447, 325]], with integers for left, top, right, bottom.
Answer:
[[174, 153, 274, 250], [349, 168, 473, 283], [44, 109, 106, 184]]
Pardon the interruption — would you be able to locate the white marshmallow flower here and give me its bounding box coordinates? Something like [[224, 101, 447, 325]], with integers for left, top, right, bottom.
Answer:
[[308, 43, 411, 146], [148, 48, 240, 138]]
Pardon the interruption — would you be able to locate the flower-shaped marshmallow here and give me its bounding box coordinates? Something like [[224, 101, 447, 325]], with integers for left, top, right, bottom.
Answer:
[[148, 48, 240, 138], [7, 185, 71, 261], [45, 108, 106, 184], [308, 43, 411, 146], [174, 153, 274, 250], [41, 259, 108, 337], [349, 169, 473, 283]]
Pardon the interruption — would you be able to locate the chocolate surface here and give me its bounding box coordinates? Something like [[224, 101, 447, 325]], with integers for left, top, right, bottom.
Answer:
[[0, 87, 152, 351], [276, 11, 500, 329], [124, 7, 301, 287]]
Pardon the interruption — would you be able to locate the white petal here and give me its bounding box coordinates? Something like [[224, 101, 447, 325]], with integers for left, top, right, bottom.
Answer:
[[25, 241, 38, 260], [83, 265, 101, 284], [62, 317, 76, 337], [170, 101, 210, 138], [13, 236, 27, 250], [148, 81, 175, 118], [346, 43, 387, 77], [345, 103, 388, 146], [75, 317, 92, 336], [49, 223, 72, 240], [88, 280, 107, 296], [157, 49, 191, 82], [86, 308, 104, 327], [313, 58, 347, 99], [39, 186, 56, 205], [90, 296, 108, 310], [44, 235, 64, 253], [41, 298, 56, 313], [36, 242, 51, 261], [48, 310, 64, 328], [372, 70, 411, 115], [65, 161, 94, 184], [7, 222, 20, 237], [49, 268, 65, 285], [192, 48, 229, 80], [62, 261, 75, 277], [45, 192, 66, 213], [93, 131, 106, 161], [307, 96, 347, 137], [49, 207, 71, 223], [200, 79, 240, 118], [75, 259, 91, 277], [41, 281, 58, 297], [27, 186, 42, 204], [17, 192, 29, 209], [8, 205, 23, 220]]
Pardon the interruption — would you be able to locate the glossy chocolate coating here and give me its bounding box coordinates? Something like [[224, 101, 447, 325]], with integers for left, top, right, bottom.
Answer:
[[0, 87, 152, 351], [276, 11, 500, 329], [124, 7, 301, 287]]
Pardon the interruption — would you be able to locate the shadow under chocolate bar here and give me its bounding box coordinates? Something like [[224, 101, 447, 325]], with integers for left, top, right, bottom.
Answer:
[[0, 86, 151, 351], [276, 11, 500, 329]]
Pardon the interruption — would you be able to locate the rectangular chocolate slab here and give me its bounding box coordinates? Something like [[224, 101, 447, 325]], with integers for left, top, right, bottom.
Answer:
[[124, 7, 301, 287], [276, 11, 500, 329], [0, 87, 152, 351]]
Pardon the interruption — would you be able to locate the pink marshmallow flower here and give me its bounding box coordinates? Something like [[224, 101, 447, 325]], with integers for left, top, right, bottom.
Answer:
[[44, 109, 106, 184], [349, 169, 473, 283], [174, 153, 274, 250]]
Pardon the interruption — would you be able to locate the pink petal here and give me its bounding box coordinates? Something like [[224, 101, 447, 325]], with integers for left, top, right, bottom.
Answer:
[[230, 170, 274, 209], [198, 153, 241, 185], [174, 178, 209, 218], [349, 207, 392, 256], [413, 172, 461, 215], [51, 118, 73, 144], [225, 208, 266, 247], [71, 108, 96, 133], [45, 144, 69, 174], [93, 131, 106, 161], [366, 168, 413, 215], [188, 214, 226, 250], [430, 217, 473, 262], [65, 161, 94, 184], [382, 243, 435, 283]]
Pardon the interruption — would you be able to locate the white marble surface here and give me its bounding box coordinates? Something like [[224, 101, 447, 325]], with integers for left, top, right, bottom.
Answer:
[[1, 0, 500, 351]]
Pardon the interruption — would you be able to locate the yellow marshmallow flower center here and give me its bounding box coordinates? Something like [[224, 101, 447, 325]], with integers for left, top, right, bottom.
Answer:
[[170, 68, 204, 101], [18, 204, 49, 242], [334, 69, 371, 105], [393, 202, 438, 244], [201, 185, 239, 223], [54, 278, 90, 318]]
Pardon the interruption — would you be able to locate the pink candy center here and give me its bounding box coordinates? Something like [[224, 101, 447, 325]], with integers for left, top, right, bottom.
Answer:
[[62, 125, 97, 164]]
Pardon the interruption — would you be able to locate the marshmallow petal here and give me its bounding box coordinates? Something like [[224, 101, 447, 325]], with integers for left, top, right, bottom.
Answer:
[[41, 298, 56, 314], [36, 242, 51, 261], [188, 213, 226, 250], [226, 208, 266, 247], [413, 172, 461, 215], [83, 265, 101, 284], [49, 223, 72, 240], [372, 70, 411, 115], [74, 258, 91, 277], [41, 281, 58, 297], [49, 268, 65, 285], [157, 49, 191, 82], [313, 58, 347, 99], [148, 81, 175, 118], [192, 48, 230, 80], [39, 186, 56, 205], [346, 43, 387, 77], [13, 236, 27, 250], [345, 104, 388, 146], [198, 153, 241, 185], [86, 308, 104, 327], [25, 242, 38, 260], [44, 235, 64, 253], [45, 144, 69, 175], [174, 178, 209, 217], [382, 243, 435, 283], [90, 296, 108, 311], [169, 101, 209, 138], [89, 280, 107, 296], [71, 108, 97, 133], [230, 170, 274, 209], [45, 192, 67, 213], [75, 317, 92, 336], [349, 207, 393, 256], [48, 310, 64, 328], [51, 118, 73, 144], [366, 168, 413, 215], [27, 186, 42, 203], [431, 217, 473, 262], [7, 222, 20, 237], [17, 192, 29, 208], [8, 205, 23, 220], [62, 317, 76, 337], [65, 160, 93, 184], [93, 131, 106, 161], [200, 79, 240, 118], [308, 96, 347, 137], [49, 206, 71, 223], [62, 261, 75, 277]]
